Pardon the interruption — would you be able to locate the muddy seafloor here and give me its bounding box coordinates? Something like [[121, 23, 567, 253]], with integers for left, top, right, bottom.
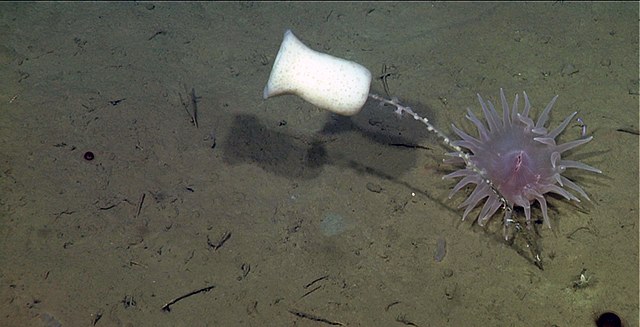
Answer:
[[1, 3, 638, 327]]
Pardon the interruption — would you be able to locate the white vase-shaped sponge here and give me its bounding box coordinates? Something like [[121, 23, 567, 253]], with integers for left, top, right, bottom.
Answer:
[[263, 30, 372, 116]]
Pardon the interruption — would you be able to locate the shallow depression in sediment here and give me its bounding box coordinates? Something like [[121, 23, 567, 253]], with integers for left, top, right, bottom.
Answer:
[[320, 213, 346, 237]]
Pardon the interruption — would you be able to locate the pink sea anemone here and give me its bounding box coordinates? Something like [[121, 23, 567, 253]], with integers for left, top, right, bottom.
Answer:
[[444, 89, 600, 232]]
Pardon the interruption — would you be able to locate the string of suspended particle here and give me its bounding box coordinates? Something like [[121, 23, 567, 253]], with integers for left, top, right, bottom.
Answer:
[[368, 93, 512, 218]]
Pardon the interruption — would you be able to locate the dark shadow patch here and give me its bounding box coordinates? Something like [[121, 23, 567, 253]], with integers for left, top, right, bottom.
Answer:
[[223, 114, 327, 179]]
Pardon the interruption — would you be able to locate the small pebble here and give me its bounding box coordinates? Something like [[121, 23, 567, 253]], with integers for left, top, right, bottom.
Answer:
[[444, 285, 456, 300], [434, 237, 446, 262], [366, 182, 382, 193], [600, 58, 611, 66]]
